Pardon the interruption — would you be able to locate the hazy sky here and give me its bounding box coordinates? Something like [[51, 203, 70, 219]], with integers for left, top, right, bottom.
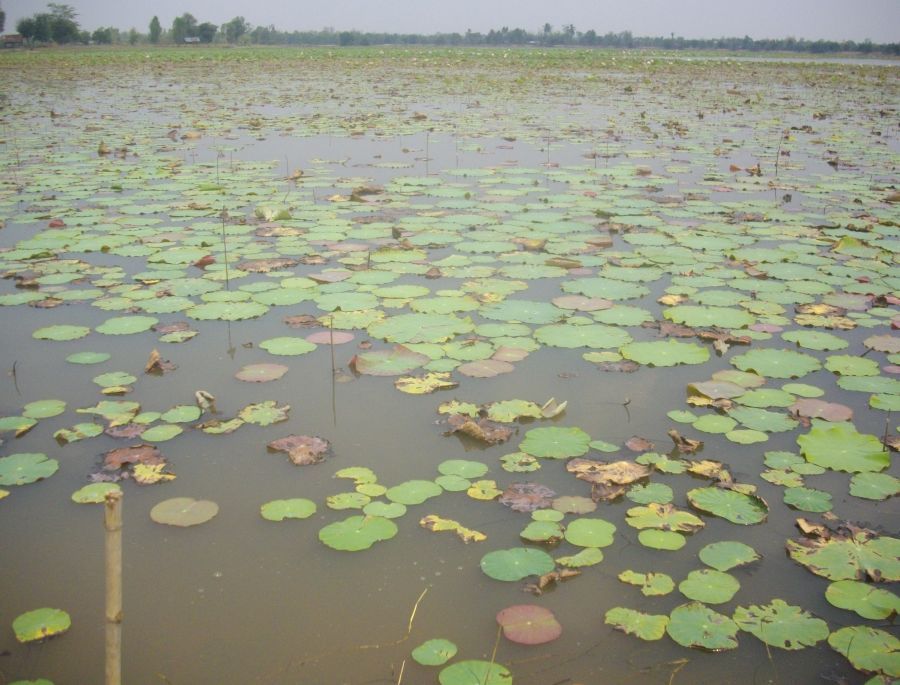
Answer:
[[5, 0, 900, 42]]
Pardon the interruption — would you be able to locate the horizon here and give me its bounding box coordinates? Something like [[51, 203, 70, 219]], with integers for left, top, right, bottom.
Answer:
[[4, 0, 900, 43]]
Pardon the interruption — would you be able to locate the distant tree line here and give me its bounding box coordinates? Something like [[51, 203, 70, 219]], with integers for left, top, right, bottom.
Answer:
[[10, 5, 900, 55]]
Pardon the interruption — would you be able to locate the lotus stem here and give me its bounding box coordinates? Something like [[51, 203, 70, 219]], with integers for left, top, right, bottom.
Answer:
[[104, 491, 123, 685]]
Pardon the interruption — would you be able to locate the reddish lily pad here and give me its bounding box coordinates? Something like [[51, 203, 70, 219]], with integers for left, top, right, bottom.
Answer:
[[496, 604, 562, 645], [267, 435, 331, 465], [235, 363, 289, 383]]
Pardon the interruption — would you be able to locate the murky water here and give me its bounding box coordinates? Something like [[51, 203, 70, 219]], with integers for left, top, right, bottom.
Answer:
[[0, 47, 897, 685]]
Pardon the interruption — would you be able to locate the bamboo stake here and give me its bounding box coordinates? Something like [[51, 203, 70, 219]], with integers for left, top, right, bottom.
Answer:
[[104, 491, 123, 685]]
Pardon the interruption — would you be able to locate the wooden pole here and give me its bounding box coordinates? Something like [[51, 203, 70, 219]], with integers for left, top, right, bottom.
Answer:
[[104, 491, 123, 685]]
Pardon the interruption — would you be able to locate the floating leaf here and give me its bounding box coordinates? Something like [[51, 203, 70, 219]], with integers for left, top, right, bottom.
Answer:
[[239, 401, 290, 427], [678, 569, 740, 604], [351, 345, 429, 376], [150, 497, 218, 527], [66, 351, 111, 365], [420, 515, 486, 543], [260, 498, 317, 521], [786, 526, 900, 582], [850, 472, 900, 501], [826, 580, 900, 620], [12, 608, 71, 643], [467, 479, 502, 500], [394, 372, 458, 394], [825, 355, 880, 377], [638, 530, 687, 550], [556, 547, 604, 568], [625, 503, 704, 532], [386, 479, 443, 505], [784, 487, 832, 513], [140, 424, 183, 442], [438, 660, 512, 685], [797, 421, 889, 473], [318, 515, 397, 551], [731, 348, 822, 379], [485, 399, 543, 423], [0, 453, 58, 486], [667, 602, 739, 651], [498, 482, 555, 512], [733, 599, 829, 650], [480, 547, 555, 581], [828, 626, 899, 677], [33, 324, 90, 341], [564, 517, 616, 548], [411, 638, 457, 666], [687, 487, 768, 525], [605, 607, 668, 641], [235, 363, 289, 383], [456, 359, 514, 378], [71, 483, 121, 503], [259, 337, 317, 356], [496, 604, 562, 645], [621, 339, 710, 367], [520, 426, 591, 459], [95, 315, 158, 335], [267, 435, 330, 465], [618, 570, 675, 596], [22, 400, 66, 419], [438, 459, 488, 479], [160, 405, 201, 423], [699, 541, 760, 571]]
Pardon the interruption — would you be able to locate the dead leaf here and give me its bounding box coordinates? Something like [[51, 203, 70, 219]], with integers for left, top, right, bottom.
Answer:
[[498, 483, 556, 512], [195, 390, 216, 413], [625, 436, 655, 452], [267, 435, 331, 465], [668, 429, 703, 454], [445, 414, 513, 445], [103, 444, 163, 470]]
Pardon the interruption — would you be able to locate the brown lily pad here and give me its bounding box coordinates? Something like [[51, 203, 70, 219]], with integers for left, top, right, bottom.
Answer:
[[790, 398, 853, 423], [305, 330, 355, 345], [445, 414, 512, 445], [267, 435, 331, 465], [103, 444, 163, 470], [498, 483, 556, 512], [456, 359, 515, 378]]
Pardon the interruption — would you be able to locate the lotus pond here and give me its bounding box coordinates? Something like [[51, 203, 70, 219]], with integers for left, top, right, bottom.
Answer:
[[0, 46, 898, 685]]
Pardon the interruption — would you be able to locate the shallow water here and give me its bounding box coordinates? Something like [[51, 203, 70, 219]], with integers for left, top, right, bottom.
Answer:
[[0, 47, 897, 685]]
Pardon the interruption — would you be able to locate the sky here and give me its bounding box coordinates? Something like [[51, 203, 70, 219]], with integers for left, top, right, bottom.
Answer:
[[4, 0, 900, 42]]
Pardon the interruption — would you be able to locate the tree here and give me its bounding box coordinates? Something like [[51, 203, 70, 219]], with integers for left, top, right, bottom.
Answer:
[[92, 26, 113, 44], [149, 15, 161, 43], [224, 16, 248, 43], [196, 22, 217, 43], [128, 27, 138, 45], [0, 3, 5, 33], [171, 12, 196, 43]]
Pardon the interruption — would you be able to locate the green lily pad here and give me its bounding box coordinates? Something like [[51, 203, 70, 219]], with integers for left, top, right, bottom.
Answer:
[[0, 453, 59, 486], [730, 348, 822, 379], [638, 529, 687, 550], [797, 421, 890, 473], [826, 580, 900, 620], [605, 607, 668, 641], [786, 528, 900, 582], [828, 626, 899, 677], [825, 355, 880, 376], [678, 569, 740, 604], [782, 329, 849, 351], [326, 492, 371, 510], [625, 503, 705, 532], [667, 602, 739, 651], [351, 345, 429, 376], [433, 475, 470, 492], [385, 479, 443, 505], [850, 472, 900, 501], [500, 452, 541, 472], [784, 486, 833, 512], [150, 497, 218, 527], [480, 547, 555, 581], [33, 324, 91, 341], [733, 599, 829, 650], [563, 517, 617, 548], [556, 547, 604, 568], [520, 520, 564, 543], [728, 406, 798, 433], [22, 400, 67, 419], [259, 337, 317, 356], [12, 608, 71, 643], [485, 399, 543, 423], [54, 422, 103, 444], [160, 405, 202, 423], [362, 501, 407, 518], [534, 323, 632, 349], [411, 638, 457, 666], [665, 305, 754, 329], [692, 414, 738, 434], [140, 424, 183, 442], [187, 301, 269, 321], [438, 660, 512, 685], [618, 570, 674, 596], [626, 483, 674, 505], [71, 483, 121, 503], [620, 339, 710, 367], [369, 313, 474, 344], [520, 426, 591, 459], [687, 487, 768, 525], [238, 401, 290, 426], [260, 498, 317, 521], [95, 315, 158, 335], [699, 541, 760, 571], [66, 351, 111, 365], [318, 515, 398, 551], [438, 459, 488, 478]]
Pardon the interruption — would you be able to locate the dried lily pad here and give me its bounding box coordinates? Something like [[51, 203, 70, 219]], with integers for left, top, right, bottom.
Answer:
[[267, 435, 331, 465]]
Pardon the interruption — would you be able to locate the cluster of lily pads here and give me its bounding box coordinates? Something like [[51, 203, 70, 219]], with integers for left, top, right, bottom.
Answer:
[[0, 46, 898, 683]]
